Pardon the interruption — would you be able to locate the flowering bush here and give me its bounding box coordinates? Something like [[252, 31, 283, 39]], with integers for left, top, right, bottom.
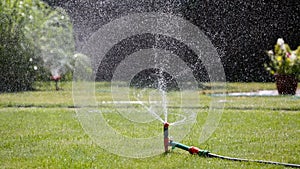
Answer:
[[265, 38, 300, 79]]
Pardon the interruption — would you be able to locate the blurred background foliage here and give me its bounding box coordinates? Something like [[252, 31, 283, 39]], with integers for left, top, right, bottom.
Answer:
[[0, 0, 74, 92]]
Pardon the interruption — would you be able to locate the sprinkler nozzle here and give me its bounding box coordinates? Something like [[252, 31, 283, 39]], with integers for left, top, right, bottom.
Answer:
[[164, 122, 169, 128], [50, 75, 61, 81]]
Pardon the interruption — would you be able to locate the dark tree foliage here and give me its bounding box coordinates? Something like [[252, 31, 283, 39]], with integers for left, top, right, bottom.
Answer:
[[0, 0, 46, 92], [0, 0, 74, 92], [45, 0, 300, 82]]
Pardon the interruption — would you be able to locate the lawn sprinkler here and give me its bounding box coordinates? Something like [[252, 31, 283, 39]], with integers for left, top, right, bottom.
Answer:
[[163, 122, 300, 168], [50, 75, 61, 91]]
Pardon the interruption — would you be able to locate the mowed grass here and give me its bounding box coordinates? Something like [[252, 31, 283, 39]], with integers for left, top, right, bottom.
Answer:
[[0, 82, 299, 168]]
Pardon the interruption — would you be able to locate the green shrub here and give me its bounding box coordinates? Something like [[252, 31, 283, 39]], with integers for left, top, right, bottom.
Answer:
[[0, 0, 74, 92]]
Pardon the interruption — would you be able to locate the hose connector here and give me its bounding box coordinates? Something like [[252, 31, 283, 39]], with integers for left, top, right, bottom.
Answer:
[[169, 141, 209, 157]]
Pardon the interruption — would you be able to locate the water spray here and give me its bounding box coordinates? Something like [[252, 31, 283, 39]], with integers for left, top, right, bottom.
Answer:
[[163, 122, 300, 168], [73, 11, 299, 165]]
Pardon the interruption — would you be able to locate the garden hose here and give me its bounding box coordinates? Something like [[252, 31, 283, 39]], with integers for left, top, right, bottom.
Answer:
[[169, 141, 300, 168], [164, 122, 300, 168]]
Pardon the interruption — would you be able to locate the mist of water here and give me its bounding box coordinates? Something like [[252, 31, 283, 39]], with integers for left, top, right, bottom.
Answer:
[[29, 7, 75, 77]]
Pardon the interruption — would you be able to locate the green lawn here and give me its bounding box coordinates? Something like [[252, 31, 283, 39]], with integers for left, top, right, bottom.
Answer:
[[0, 82, 299, 168]]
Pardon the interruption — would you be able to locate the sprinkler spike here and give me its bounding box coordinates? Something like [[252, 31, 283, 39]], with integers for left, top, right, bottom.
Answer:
[[163, 122, 169, 152]]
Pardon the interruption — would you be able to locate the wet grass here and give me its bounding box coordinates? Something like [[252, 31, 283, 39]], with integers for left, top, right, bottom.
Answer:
[[0, 82, 299, 168]]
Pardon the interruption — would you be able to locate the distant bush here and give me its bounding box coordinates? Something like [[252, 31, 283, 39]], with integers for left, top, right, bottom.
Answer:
[[0, 0, 74, 92]]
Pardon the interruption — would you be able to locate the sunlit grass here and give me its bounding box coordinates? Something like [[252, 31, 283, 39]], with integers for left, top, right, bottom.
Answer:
[[0, 82, 299, 168]]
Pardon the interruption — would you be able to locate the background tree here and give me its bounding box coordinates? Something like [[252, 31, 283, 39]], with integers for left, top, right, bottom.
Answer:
[[0, 0, 75, 92]]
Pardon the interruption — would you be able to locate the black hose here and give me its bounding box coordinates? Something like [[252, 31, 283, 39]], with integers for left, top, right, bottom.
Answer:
[[207, 153, 300, 168]]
